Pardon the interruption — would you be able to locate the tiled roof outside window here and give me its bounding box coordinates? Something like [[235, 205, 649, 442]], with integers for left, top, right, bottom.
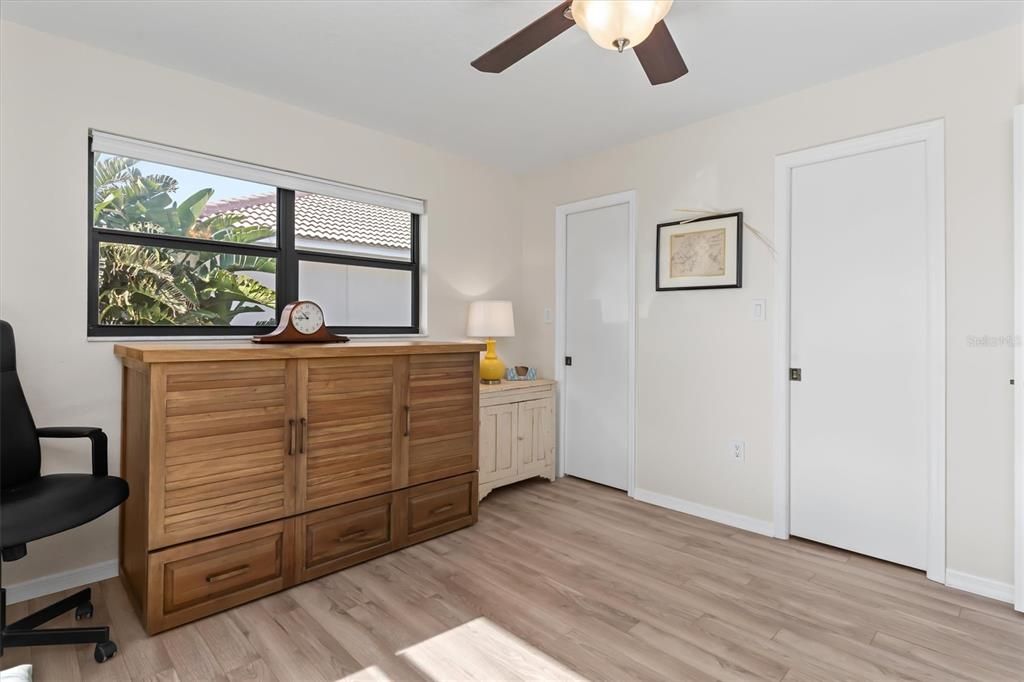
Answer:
[[202, 192, 412, 250]]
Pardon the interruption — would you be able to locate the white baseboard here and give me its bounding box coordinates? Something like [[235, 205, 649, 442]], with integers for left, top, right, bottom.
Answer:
[[5, 560, 119, 604], [945, 569, 1015, 604], [632, 488, 775, 537], [631, 491, 1016, 605]]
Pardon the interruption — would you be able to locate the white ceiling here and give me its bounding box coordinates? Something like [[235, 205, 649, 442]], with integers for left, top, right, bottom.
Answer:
[[2, 1, 1021, 172]]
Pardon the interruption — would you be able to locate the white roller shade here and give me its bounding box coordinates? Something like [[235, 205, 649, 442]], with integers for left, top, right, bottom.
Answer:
[[90, 130, 425, 215]]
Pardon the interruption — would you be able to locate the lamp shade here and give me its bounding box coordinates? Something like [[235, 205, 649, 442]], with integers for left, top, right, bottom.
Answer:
[[466, 300, 515, 338]]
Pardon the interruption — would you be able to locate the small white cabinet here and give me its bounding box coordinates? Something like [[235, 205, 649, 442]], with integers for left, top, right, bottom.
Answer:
[[479, 380, 556, 500]]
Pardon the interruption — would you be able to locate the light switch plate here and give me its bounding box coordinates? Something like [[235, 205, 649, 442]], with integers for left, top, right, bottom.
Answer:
[[751, 299, 767, 321], [543, 308, 553, 324], [728, 440, 745, 463]]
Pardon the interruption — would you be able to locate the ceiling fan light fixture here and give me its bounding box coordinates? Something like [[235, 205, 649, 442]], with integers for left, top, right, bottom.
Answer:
[[570, 0, 673, 52]]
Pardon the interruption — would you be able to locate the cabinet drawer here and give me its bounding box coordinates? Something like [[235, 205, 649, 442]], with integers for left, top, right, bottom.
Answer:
[[298, 493, 399, 582], [403, 472, 478, 545], [146, 519, 294, 633]]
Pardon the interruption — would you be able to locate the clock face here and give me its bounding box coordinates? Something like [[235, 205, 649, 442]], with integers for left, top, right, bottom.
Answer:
[[290, 301, 325, 335]]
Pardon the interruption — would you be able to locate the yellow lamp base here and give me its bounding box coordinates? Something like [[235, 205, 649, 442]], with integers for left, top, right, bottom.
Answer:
[[479, 338, 505, 384]]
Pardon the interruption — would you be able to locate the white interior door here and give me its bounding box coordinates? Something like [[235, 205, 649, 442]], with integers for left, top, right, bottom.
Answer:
[[563, 202, 630, 490], [1014, 104, 1024, 612], [790, 139, 934, 570]]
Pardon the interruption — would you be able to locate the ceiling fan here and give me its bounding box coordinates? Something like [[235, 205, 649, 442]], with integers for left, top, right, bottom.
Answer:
[[471, 0, 687, 86]]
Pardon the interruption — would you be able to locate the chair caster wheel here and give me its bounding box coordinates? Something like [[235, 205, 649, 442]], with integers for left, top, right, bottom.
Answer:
[[75, 602, 94, 620], [94, 640, 117, 663]]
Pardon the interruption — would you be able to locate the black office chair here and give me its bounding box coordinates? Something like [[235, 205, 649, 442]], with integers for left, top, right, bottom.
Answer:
[[0, 320, 128, 663]]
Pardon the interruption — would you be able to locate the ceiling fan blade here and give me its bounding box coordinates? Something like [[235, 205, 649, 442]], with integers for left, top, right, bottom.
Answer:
[[471, 0, 575, 73], [634, 20, 688, 85]]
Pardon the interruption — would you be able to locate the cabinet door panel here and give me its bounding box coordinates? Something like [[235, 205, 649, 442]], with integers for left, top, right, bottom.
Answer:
[[299, 357, 399, 511], [407, 354, 478, 485], [479, 403, 516, 484], [517, 397, 555, 476], [154, 361, 294, 549]]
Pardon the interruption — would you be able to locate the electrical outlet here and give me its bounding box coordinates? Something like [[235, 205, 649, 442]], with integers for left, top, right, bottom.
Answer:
[[728, 440, 745, 463]]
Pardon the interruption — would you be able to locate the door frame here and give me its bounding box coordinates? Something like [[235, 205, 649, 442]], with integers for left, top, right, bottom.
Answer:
[[773, 120, 947, 582], [554, 190, 638, 495], [1013, 104, 1024, 612]]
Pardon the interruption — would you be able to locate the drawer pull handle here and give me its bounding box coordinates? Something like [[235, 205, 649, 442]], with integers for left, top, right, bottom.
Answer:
[[300, 417, 308, 455], [404, 406, 411, 437], [431, 503, 454, 516], [288, 419, 296, 456], [206, 564, 250, 583], [338, 529, 367, 543]]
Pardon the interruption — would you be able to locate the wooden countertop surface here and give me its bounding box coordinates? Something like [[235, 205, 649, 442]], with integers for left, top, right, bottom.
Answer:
[[480, 379, 556, 393], [114, 340, 486, 364]]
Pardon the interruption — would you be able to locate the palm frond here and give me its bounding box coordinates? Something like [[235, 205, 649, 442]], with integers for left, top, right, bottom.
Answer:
[[95, 161, 279, 327]]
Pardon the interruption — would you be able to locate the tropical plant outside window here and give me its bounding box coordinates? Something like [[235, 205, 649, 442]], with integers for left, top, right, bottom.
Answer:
[[89, 140, 420, 337], [93, 154, 278, 326]]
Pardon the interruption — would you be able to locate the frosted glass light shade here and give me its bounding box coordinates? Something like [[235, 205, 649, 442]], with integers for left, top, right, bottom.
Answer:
[[571, 0, 673, 51], [467, 300, 515, 338]]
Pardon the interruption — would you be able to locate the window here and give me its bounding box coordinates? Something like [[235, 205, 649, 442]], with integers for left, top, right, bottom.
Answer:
[[88, 133, 422, 336]]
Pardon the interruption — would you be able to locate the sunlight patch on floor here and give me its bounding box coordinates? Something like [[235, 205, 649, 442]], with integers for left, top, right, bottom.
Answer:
[[396, 617, 583, 681], [337, 664, 390, 681]]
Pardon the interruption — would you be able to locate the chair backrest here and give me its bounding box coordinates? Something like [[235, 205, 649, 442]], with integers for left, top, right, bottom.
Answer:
[[1, 320, 41, 490]]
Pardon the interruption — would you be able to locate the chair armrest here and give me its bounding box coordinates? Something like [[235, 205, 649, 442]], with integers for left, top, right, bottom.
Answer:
[[36, 427, 108, 476]]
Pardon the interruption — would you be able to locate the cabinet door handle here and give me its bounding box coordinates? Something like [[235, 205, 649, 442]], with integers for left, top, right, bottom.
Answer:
[[404, 406, 411, 437], [206, 564, 250, 583], [337, 529, 367, 543], [431, 503, 454, 516], [288, 419, 296, 456], [300, 417, 308, 454]]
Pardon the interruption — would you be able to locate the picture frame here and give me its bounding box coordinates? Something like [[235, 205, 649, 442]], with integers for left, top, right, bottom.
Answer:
[[656, 211, 743, 291]]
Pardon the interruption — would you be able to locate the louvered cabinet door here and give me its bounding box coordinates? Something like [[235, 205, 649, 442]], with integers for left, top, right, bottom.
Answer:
[[407, 353, 479, 485], [153, 361, 296, 549], [297, 356, 403, 512]]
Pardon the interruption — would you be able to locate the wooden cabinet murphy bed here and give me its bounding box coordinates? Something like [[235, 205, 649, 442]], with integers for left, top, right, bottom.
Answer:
[[115, 341, 483, 634]]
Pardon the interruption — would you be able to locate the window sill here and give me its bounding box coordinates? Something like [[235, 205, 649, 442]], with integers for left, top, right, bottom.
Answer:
[[88, 332, 428, 342]]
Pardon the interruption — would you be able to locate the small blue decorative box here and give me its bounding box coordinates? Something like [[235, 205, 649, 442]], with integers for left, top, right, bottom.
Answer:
[[505, 366, 537, 381]]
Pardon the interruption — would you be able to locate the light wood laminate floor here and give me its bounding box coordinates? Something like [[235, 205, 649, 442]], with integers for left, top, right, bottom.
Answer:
[[4, 477, 1023, 681]]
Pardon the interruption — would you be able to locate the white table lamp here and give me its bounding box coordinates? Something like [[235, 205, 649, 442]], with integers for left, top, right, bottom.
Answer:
[[467, 300, 515, 384]]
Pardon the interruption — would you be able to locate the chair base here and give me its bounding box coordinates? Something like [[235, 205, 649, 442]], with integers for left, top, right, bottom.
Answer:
[[0, 587, 118, 663]]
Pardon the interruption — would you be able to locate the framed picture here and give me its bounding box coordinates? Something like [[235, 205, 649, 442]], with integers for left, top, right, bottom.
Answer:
[[656, 211, 743, 291]]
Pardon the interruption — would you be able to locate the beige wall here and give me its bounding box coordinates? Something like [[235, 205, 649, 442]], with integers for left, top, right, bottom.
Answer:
[[2, 18, 1021, 591], [1015, 18, 1024, 99], [520, 26, 1021, 584], [0, 21, 524, 585], [1020, 19, 1024, 98]]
